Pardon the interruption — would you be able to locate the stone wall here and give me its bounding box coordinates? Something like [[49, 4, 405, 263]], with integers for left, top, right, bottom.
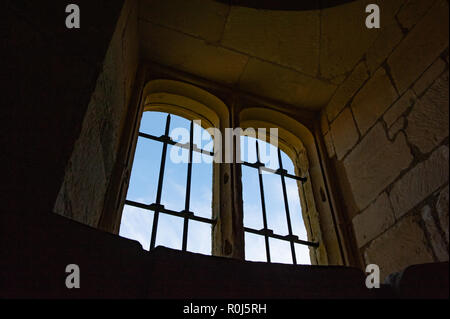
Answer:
[[54, 0, 139, 227], [320, 0, 449, 279], [2, 0, 126, 215]]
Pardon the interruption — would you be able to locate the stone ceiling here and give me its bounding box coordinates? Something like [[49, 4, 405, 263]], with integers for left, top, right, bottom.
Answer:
[[138, 0, 404, 110]]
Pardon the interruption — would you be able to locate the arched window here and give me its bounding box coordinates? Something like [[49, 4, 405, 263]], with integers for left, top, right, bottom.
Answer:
[[119, 111, 214, 255], [240, 135, 315, 265], [110, 78, 343, 266]]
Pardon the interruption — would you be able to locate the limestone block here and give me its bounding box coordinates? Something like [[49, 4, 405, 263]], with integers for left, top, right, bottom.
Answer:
[[366, 22, 404, 75], [326, 62, 369, 122], [139, 0, 229, 43], [388, 117, 406, 139], [222, 6, 320, 76], [436, 185, 449, 244], [390, 145, 449, 218], [324, 132, 335, 159], [343, 123, 413, 210], [330, 108, 359, 160], [320, 0, 403, 79], [421, 205, 449, 262], [406, 71, 449, 154], [321, 111, 329, 135], [238, 58, 336, 110], [352, 193, 395, 248], [351, 68, 398, 134], [397, 0, 437, 30], [364, 215, 434, 281], [413, 58, 447, 97], [388, 0, 449, 94], [140, 21, 249, 85], [54, 114, 107, 227], [383, 89, 416, 127]]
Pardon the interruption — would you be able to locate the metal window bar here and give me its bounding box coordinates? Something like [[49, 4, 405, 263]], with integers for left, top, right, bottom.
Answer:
[[255, 140, 271, 263], [241, 141, 319, 264], [125, 114, 215, 251], [278, 147, 297, 264], [138, 131, 214, 157], [182, 121, 194, 251]]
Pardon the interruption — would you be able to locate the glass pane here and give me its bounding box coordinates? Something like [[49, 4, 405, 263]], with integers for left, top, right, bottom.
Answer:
[[188, 220, 212, 255], [280, 151, 295, 175], [245, 232, 267, 262], [161, 144, 188, 212], [295, 243, 311, 265], [269, 237, 293, 264], [257, 139, 279, 171], [169, 114, 191, 144], [262, 172, 289, 235], [155, 214, 183, 250], [242, 165, 263, 230], [139, 111, 168, 137], [126, 137, 162, 205], [190, 161, 213, 219], [240, 135, 257, 163], [285, 178, 308, 240], [200, 125, 215, 154], [119, 205, 153, 251]]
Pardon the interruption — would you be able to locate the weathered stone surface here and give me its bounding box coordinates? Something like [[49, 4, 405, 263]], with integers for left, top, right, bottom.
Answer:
[[139, 0, 229, 43], [140, 21, 249, 85], [238, 58, 336, 109], [320, 0, 403, 79], [413, 58, 446, 97], [351, 68, 398, 134], [344, 123, 413, 210], [324, 132, 335, 159], [321, 111, 329, 135], [390, 145, 449, 218], [222, 7, 320, 76], [366, 22, 404, 75], [383, 89, 416, 127], [54, 111, 108, 227], [406, 71, 449, 154], [326, 62, 369, 122], [397, 0, 437, 30], [388, 117, 406, 139], [54, 4, 139, 227], [364, 215, 434, 280], [352, 193, 395, 248], [388, 0, 449, 94], [421, 205, 449, 262], [330, 108, 359, 160], [436, 185, 449, 244]]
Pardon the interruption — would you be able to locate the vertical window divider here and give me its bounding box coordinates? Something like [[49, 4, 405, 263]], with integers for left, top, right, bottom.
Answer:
[[277, 148, 297, 265], [150, 114, 171, 250], [182, 120, 194, 251], [255, 140, 271, 263]]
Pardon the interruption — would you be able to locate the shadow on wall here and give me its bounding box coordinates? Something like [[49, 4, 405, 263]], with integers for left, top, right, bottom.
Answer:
[[213, 0, 359, 11]]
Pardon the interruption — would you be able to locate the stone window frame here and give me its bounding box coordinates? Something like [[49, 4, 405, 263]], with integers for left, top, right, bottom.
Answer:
[[98, 65, 347, 266]]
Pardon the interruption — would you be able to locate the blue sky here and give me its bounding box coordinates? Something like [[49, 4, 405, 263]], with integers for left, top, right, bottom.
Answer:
[[119, 111, 311, 265]]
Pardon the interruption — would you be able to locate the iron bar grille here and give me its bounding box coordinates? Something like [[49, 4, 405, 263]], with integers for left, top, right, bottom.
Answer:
[[241, 139, 319, 265], [125, 113, 319, 261], [125, 114, 215, 251]]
